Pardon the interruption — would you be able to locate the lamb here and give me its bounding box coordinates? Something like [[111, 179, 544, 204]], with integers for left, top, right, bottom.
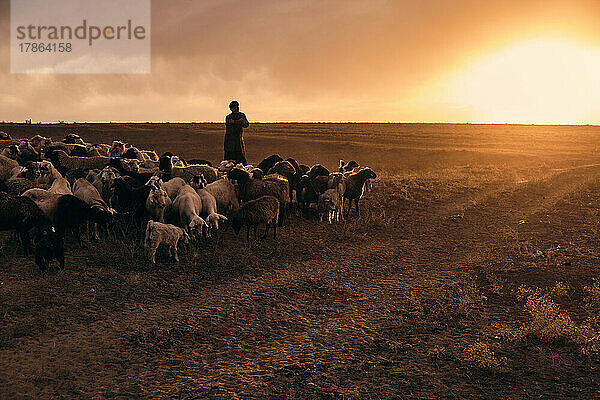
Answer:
[[34, 226, 65, 272], [48, 178, 72, 195], [171, 185, 209, 235], [318, 188, 342, 224], [343, 167, 377, 217], [144, 220, 190, 264], [227, 168, 289, 225], [49, 149, 110, 174], [146, 186, 171, 222], [230, 195, 279, 240], [256, 154, 283, 173], [203, 178, 240, 213], [0, 192, 51, 255]]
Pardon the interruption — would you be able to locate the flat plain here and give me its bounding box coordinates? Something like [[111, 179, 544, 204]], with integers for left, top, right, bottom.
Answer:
[[1, 122, 600, 399]]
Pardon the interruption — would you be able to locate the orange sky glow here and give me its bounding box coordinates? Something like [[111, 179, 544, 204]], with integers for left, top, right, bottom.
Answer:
[[1, 0, 600, 123]]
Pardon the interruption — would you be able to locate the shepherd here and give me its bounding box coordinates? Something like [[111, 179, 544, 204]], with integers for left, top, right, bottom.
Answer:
[[224, 100, 250, 165]]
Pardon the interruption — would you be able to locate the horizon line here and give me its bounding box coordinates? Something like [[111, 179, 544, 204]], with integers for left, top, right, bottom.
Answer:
[[2, 120, 600, 127]]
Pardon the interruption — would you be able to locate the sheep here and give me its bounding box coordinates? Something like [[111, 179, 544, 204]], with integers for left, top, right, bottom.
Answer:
[[52, 195, 113, 246], [339, 160, 359, 173], [192, 182, 228, 236], [109, 157, 140, 176], [35, 160, 63, 185], [318, 188, 342, 224], [218, 160, 237, 174], [108, 176, 151, 220], [171, 185, 209, 235], [0, 192, 51, 255], [5, 177, 48, 196], [73, 178, 115, 239], [230, 195, 279, 240], [49, 149, 110, 174], [227, 168, 289, 225], [160, 155, 219, 183], [69, 144, 89, 157], [268, 161, 296, 202], [203, 178, 240, 213], [29, 135, 52, 154], [15, 141, 41, 165], [146, 186, 171, 223], [308, 164, 330, 180], [256, 154, 283, 173], [34, 226, 65, 272], [0, 131, 11, 140], [297, 174, 328, 212], [141, 150, 159, 163], [22, 189, 62, 216], [343, 167, 377, 217], [109, 141, 126, 158], [1, 144, 20, 160], [160, 177, 186, 199], [122, 146, 145, 161], [0, 154, 19, 181], [48, 178, 72, 195], [144, 220, 190, 264], [86, 143, 110, 157], [63, 133, 85, 145]]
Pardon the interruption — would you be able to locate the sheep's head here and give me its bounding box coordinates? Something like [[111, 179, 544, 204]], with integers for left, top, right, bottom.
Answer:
[[269, 161, 295, 177], [145, 175, 162, 189], [190, 174, 207, 190], [360, 167, 376, 180], [120, 158, 140, 174], [158, 155, 173, 173], [207, 212, 228, 231], [188, 215, 208, 233], [6, 144, 20, 158], [89, 204, 113, 225], [100, 167, 119, 184], [109, 141, 126, 157], [227, 167, 250, 185], [218, 160, 236, 173], [149, 187, 168, 208]]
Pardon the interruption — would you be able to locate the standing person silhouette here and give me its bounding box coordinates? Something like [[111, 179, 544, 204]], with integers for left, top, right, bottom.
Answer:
[[224, 100, 250, 165]]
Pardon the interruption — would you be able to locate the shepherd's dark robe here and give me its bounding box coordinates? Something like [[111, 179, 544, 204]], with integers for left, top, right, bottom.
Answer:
[[224, 112, 249, 164]]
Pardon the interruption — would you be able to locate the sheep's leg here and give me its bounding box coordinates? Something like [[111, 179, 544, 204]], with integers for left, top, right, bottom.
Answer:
[[56, 248, 65, 270], [246, 225, 250, 241], [355, 199, 360, 217], [263, 223, 270, 239], [272, 221, 277, 239], [253, 224, 258, 239], [93, 223, 99, 240], [173, 244, 179, 261], [18, 229, 30, 256], [73, 225, 85, 248], [150, 246, 157, 264]]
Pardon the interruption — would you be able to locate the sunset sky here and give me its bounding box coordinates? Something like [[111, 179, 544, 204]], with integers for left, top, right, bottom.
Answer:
[[1, 0, 600, 123]]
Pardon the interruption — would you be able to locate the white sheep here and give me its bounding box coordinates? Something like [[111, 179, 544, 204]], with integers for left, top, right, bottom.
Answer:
[[172, 184, 209, 236], [203, 178, 240, 213], [48, 177, 72, 195], [194, 186, 228, 236], [144, 220, 190, 264], [146, 186, 171, 223]]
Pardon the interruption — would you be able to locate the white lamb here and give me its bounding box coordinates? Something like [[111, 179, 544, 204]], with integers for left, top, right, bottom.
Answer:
[[146, 186, 171, 222], [144, 220, 190, 264]]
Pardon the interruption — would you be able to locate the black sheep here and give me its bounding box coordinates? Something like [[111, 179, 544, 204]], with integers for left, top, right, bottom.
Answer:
[[0, 192, 50, 255], [256, 154, 283, 174], [109, 177, 151, 220], [34, 226, 65, 272], [53, 195, 113, 246]]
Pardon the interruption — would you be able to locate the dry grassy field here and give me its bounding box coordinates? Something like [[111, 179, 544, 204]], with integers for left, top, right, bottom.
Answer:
[[2, 123, 600, 398]]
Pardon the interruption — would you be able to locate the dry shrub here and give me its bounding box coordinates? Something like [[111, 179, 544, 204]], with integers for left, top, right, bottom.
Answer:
[[463, 341, 506, 371]]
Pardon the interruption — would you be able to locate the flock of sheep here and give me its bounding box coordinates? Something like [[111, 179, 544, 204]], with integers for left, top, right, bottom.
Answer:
[[0, 131, 376, 270]]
